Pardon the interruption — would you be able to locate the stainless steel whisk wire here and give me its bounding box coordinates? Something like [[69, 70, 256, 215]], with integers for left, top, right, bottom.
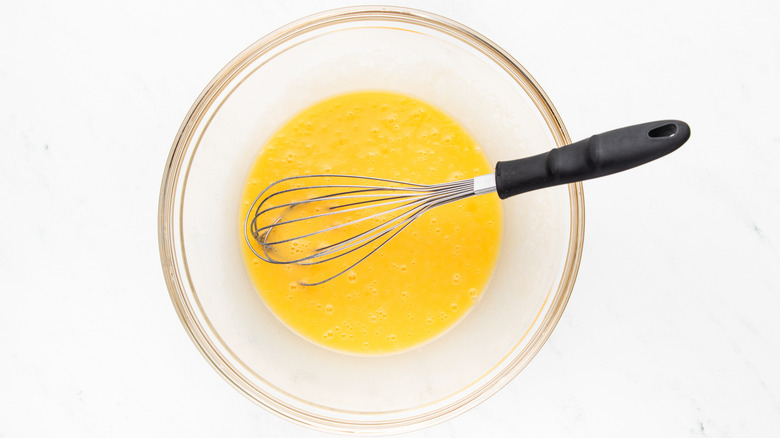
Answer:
[[244, 174, 492, 286]]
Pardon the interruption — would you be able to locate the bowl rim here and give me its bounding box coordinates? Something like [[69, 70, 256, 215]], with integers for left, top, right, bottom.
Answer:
[[158, 5, 584, 434]]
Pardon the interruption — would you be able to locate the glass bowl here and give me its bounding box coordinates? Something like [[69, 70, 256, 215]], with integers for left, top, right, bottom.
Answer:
[[158, 6, 584, 435]]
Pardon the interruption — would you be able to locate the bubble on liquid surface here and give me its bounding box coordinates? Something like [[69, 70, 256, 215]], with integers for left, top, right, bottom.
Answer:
[[452, 273, 461, 284]]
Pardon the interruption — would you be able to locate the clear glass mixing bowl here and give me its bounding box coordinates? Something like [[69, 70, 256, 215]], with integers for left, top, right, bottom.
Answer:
[[158, 6, 584, 434]]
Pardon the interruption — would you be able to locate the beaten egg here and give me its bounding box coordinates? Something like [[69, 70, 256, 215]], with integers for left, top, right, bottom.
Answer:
[[240, 91, 502, 354]]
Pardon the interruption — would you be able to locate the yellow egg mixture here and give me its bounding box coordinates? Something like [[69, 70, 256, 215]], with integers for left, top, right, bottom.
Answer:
[[239, 91, 501, 354]]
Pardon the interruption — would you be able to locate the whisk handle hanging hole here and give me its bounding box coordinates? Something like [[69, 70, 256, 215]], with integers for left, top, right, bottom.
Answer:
[[494, 120, 690, 199]]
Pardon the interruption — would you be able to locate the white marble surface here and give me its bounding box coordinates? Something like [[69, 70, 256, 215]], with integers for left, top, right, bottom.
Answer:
[[1, 0, 779, 436]]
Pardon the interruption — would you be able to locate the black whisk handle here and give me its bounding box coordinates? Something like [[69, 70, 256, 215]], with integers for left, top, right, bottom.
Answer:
[[494, 120, 690, 199]]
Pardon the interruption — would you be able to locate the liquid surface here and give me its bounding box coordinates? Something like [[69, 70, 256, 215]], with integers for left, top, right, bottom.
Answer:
[[240, 91, 502, 354]]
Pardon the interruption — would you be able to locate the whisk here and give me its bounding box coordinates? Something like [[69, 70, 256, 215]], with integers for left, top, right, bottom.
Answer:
[[245, 120, 690, 286]]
